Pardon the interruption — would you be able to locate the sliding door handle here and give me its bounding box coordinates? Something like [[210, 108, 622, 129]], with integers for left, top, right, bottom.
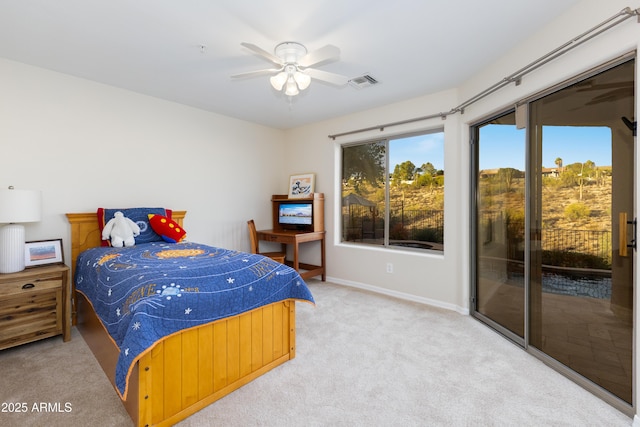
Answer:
[[619, 212, 636, 257]]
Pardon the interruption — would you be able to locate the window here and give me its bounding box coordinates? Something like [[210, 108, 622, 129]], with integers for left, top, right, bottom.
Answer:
[[341, 130, 445, 251]]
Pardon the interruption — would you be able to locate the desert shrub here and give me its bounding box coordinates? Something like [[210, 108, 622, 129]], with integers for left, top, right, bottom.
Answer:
[[389, 223, 409, 240], [564, 203, 591, 221], [543, 176, 562, 188], [415, 228, 443, 244], [505, 208, 525, 241]]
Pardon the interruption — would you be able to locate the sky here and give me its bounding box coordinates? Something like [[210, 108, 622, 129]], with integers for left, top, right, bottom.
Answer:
[[478, 125, 612, 171], [388, 132, 445, 171], [384, 125, 612, 173]]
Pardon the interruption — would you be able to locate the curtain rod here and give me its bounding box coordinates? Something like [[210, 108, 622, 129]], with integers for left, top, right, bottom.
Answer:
[[328, 6, 639, 141]]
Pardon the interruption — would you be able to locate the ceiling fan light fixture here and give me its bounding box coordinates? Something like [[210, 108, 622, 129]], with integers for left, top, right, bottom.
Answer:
[[293, 71, 311, 90], [234, 41, 348, 98], [271, 66, 309, 96], [270, 72, 288, 91], [284, 76, 299, 96]]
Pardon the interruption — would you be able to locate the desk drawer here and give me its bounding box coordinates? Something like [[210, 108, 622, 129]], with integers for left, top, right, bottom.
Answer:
[[262, 233, 282, 242]]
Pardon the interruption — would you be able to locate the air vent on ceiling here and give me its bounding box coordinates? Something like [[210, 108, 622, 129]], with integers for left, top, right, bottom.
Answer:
[[348, 74, 379, 89]]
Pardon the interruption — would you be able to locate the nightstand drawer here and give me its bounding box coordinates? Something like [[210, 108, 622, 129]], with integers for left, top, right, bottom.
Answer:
[[0, 288, 61, 348], [0, 277, 62, 296], [0, 264, 70, 350]]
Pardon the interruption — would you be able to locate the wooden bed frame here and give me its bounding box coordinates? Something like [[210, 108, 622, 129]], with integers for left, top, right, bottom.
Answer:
[[66, 212, 297, 427]]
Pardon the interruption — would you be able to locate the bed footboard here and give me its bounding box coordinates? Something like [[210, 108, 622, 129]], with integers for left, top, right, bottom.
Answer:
[[137, 300, 295, 427], [77, 293, 296, 427]]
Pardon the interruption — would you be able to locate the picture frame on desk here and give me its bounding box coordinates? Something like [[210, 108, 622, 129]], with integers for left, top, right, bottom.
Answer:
[[288, 173, 315, 198], [24, 238, 64, 267]]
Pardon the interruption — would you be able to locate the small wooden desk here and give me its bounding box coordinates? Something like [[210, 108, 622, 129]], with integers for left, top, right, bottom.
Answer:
[[256, 229, 326, 281]]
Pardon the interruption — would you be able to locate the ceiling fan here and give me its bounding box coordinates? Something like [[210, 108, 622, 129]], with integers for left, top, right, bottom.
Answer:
[[231, 42, 350, 97]]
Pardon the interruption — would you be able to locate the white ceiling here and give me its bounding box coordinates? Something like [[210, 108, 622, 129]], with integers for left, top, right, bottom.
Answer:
[[0, 0, 582, 129]]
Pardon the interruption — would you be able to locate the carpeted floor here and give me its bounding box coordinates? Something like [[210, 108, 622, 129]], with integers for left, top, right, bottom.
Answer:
[[0, 280, 632, 426]]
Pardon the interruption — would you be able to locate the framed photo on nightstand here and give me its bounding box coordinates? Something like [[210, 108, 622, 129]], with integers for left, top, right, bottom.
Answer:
[[25, 239, 64, 267]]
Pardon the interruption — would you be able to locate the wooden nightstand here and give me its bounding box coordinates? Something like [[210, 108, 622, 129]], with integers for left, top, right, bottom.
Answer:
[[0, 264, 71, 350]]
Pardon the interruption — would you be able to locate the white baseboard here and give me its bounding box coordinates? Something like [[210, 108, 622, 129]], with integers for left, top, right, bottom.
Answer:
[[325, 275, 469, 315], [633, 414, 640, 426]]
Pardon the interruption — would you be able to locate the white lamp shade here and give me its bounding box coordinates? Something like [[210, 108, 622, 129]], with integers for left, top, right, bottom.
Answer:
[[270, 72, 288, 91], [284, 77, 299, 96], [294, 71, 311, 90], [0, 188, 42, 273], [0, 189, 42, 223]]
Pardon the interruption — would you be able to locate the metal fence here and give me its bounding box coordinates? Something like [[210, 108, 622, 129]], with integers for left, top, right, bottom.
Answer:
[[541, 228, 611, 263], [342, 203, 444, 244], [344, 206, 611, 262], [389, 207, 444, 243], [479, 212, 611, 263], [343, 204, 382, 241]]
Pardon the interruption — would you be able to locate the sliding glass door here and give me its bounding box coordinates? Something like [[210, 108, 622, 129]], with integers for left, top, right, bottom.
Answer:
[[472, 58, 635, 408], [472, 112, 526, 342]]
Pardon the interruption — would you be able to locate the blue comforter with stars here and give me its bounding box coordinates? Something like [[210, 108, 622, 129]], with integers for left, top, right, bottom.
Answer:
[[74, 241, 314, 399]]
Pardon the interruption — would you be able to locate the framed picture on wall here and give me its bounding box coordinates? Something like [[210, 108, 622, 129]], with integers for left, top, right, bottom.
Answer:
[[288, 173, 315, 198], [25, 239, 64, 267]]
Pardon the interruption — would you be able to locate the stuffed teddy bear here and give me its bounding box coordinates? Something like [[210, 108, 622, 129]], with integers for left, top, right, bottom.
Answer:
[[101, 211, 141, 247]]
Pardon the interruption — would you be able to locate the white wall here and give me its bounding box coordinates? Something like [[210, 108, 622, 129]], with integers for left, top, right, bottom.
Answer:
[[0, 58, 287, 262]]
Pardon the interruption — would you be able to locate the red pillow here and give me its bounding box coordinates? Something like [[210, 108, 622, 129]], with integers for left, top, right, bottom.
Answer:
[[148, 214, 186, 243]]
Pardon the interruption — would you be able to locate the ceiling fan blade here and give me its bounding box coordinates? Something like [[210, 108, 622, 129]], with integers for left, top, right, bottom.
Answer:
[[231, 68, 283, 79], [298, 45, 340, 68], [305, 68, 349, 86], [240, 42, 283, 66]]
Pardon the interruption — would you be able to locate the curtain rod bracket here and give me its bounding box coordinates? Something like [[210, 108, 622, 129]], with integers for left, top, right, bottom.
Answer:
[[506, 76, 522, 86], [620, 7, 639, 21]]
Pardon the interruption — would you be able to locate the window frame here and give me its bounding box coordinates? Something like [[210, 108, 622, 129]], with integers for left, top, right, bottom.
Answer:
[[339, 127, 445, 253]]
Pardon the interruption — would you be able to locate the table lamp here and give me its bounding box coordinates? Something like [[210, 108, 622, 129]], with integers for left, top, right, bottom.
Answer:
[[0, 186, 42, 273]]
